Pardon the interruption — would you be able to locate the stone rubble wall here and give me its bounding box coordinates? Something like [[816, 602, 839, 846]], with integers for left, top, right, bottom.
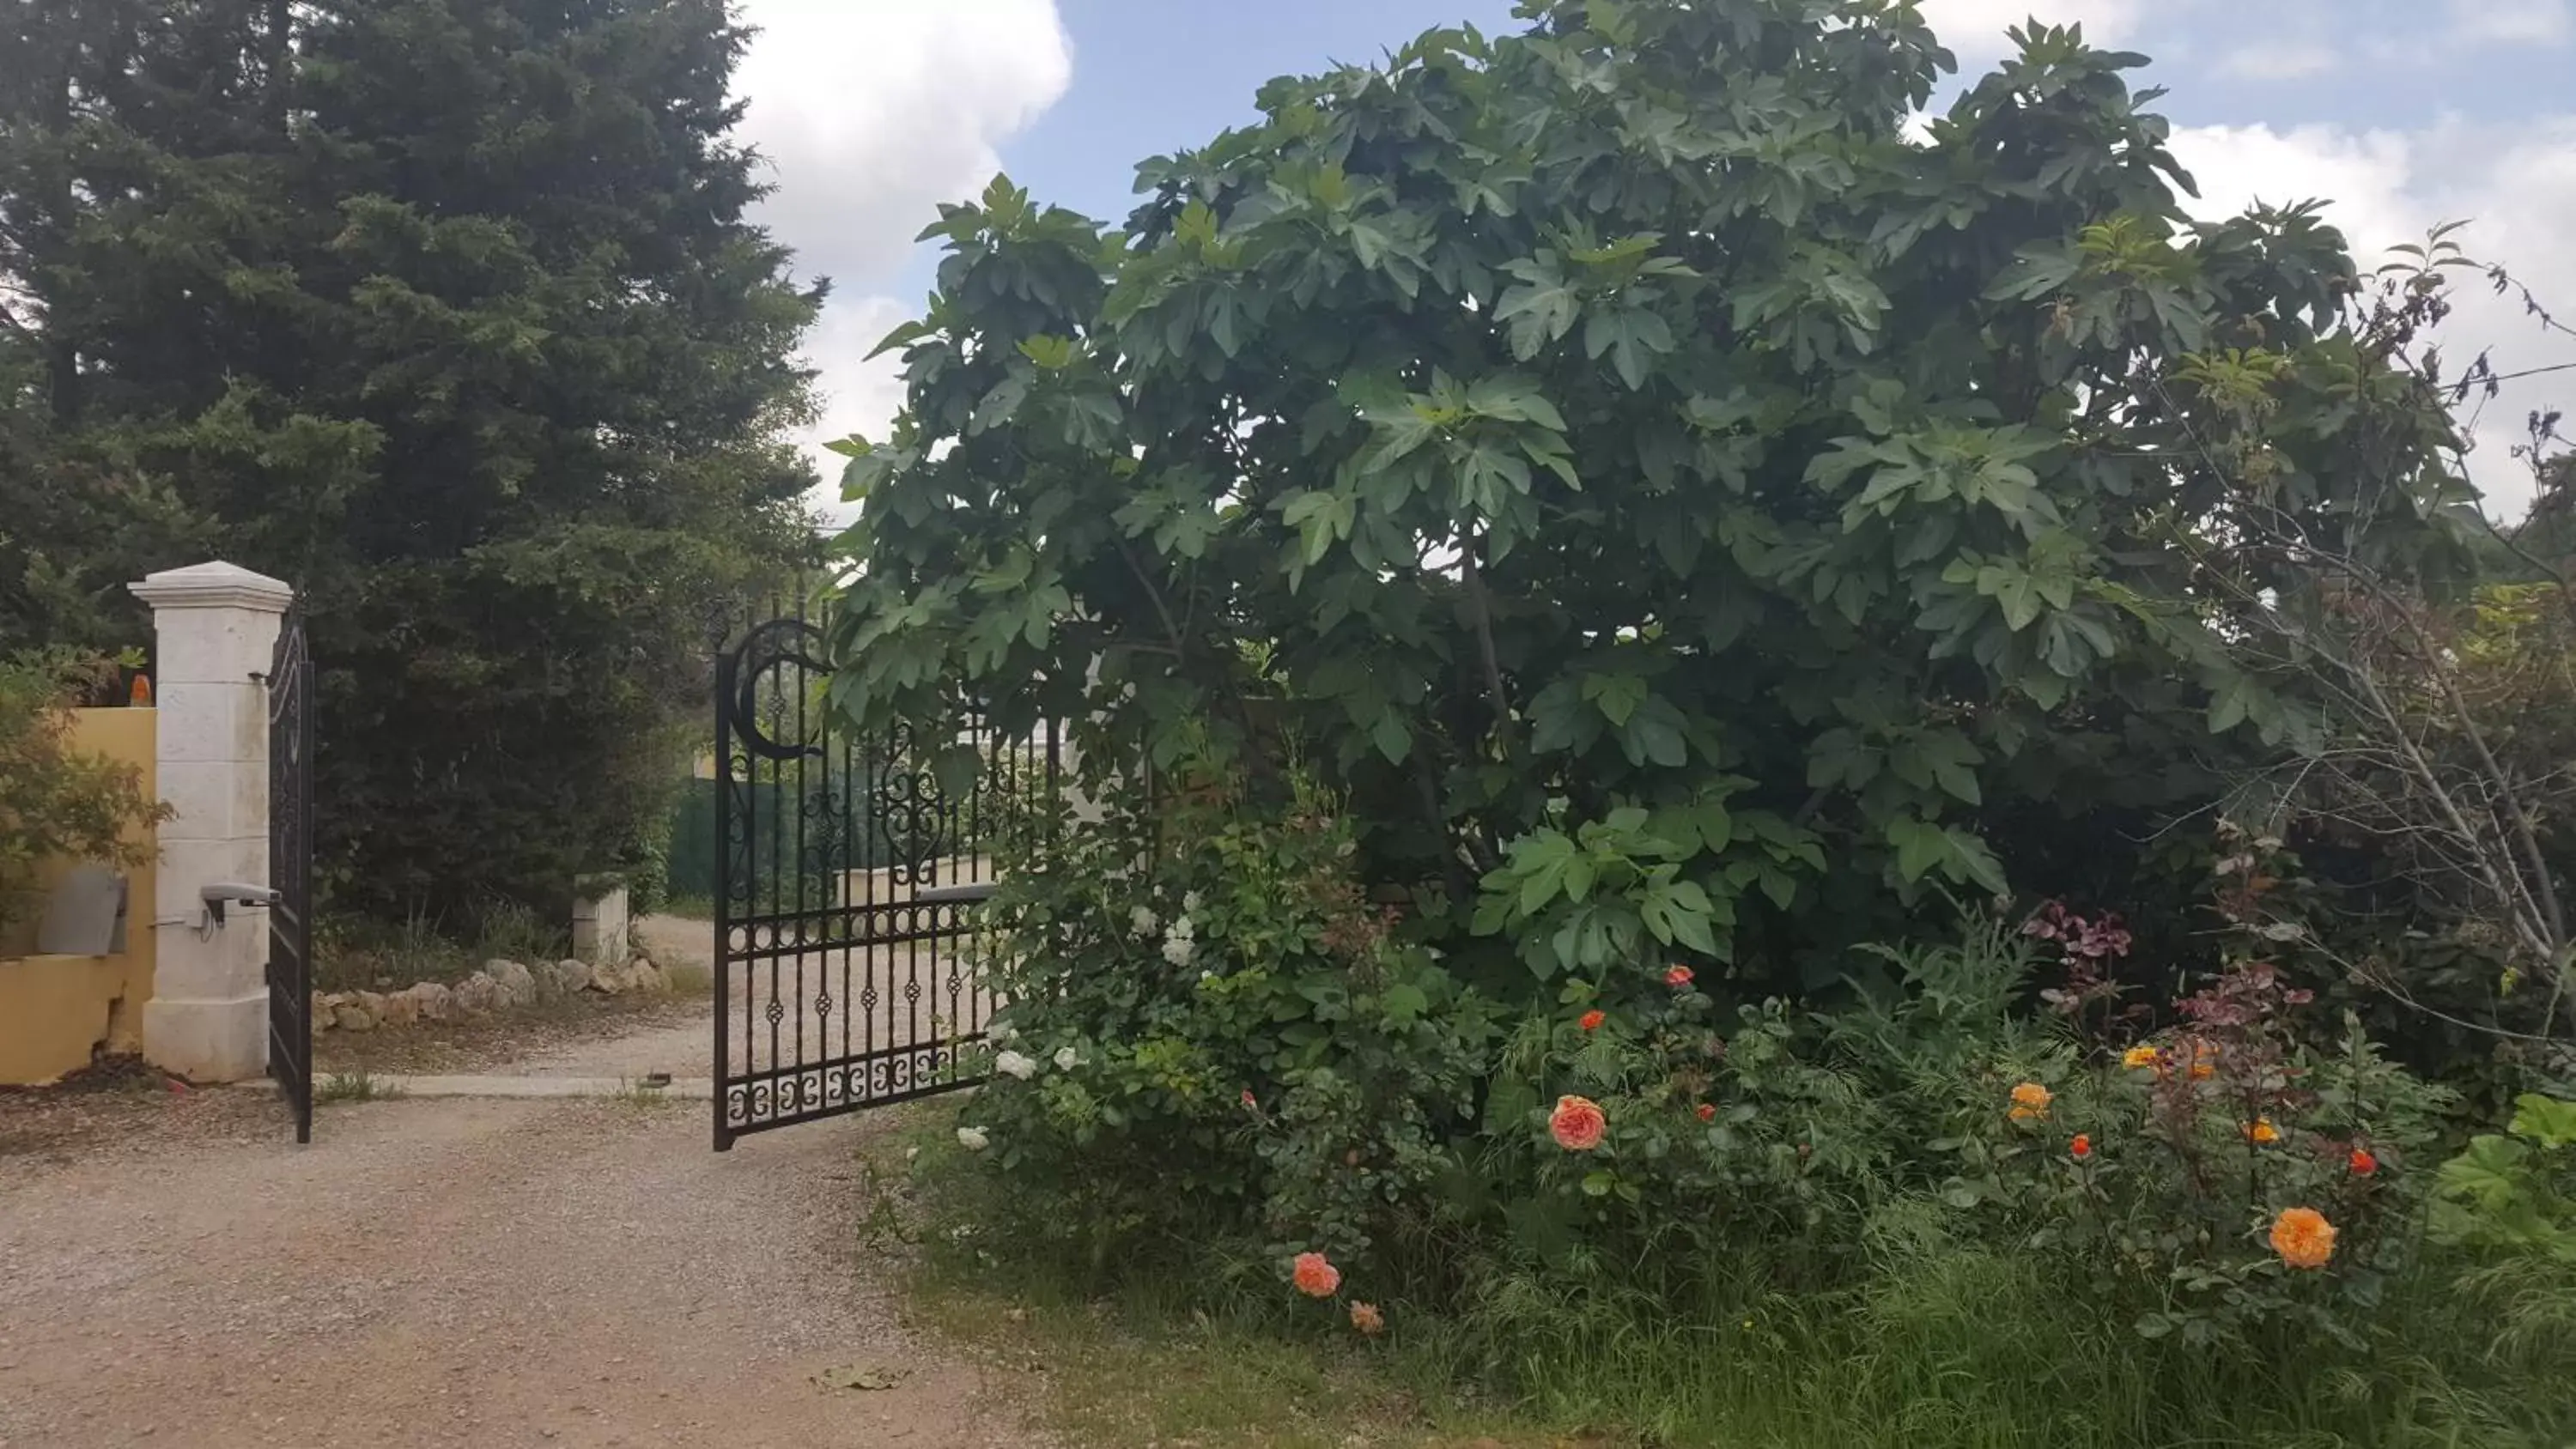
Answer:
[[313, 951, 671, 1034]]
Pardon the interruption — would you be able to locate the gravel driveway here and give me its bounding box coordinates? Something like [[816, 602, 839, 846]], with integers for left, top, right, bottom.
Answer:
[[0, 924, 1036, 1448]]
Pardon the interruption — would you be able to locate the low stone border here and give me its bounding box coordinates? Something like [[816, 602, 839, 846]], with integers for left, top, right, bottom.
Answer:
[[313, 953, 671, 1034]]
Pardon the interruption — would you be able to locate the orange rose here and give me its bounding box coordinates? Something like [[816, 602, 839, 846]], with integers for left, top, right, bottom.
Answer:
[[1348, 1301, 1385, 1337], [2186, 1040, 2218, 1081], [2008, 1082, 2052, 1122], [1665, 965, 1694, 987], [2245, 1119, 2280, 1145], [1550, 1094, 1607, 1151], [2269, 1207, 2336, 1270], [1291, 1251, 1340, 1297], [2070, 1134, 2092, 1160], [1579, 1009, 1607, 1032], [2348, 1147, 2379, 1177]]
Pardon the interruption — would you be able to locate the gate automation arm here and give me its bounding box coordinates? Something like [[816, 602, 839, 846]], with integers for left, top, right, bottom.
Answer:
[[200, 882, 283, 927]]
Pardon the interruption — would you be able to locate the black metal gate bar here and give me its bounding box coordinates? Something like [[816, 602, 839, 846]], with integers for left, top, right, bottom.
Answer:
[[266, 609, 314, 1144], [711, 592, 1057, 1150]]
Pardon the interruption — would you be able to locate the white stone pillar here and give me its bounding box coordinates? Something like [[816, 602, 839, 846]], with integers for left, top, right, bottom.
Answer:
[[129, 561, 294, 1082], [571, 886, 632, 967]]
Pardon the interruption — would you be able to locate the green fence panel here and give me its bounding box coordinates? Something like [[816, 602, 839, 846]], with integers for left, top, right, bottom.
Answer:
[[665, 777, 896, 904]]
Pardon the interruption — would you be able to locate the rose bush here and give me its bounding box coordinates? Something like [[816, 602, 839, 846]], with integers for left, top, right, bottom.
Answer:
[[1394, 882, 2456, 1349]]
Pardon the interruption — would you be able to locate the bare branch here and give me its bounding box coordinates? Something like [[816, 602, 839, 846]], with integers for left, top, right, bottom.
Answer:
[[1459, 534, 1515, 755]]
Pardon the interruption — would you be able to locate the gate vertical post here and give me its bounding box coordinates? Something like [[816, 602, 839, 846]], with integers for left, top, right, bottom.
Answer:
[[128, 561, 294, 1083], [712, 629, 738, 1151]]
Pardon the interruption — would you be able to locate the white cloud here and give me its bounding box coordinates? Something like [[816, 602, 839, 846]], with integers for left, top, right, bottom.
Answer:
[[2450, 0, 2572, 45], [732, 1, 1074, 510], [2170, 124, 2418, 247], [2216, 40, 2339, 80], [1915, 0, 2143, 58], [2172, 118, 2576, 518]]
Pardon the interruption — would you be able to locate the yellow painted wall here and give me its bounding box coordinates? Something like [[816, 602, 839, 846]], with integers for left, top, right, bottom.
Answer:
[[0, 707, 157, 1085]]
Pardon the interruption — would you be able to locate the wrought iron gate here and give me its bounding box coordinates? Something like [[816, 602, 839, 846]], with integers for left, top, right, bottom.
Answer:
[[711, 602, 1057, 1150], [266, 609, 315, 1143]]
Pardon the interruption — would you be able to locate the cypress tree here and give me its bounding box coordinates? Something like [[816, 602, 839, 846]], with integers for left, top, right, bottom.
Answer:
[[1, 0, 820, 922]]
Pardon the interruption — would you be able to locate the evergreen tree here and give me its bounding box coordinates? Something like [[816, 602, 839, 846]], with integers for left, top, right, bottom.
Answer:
[[1, 0, 819, 921], [0, 0, 280, 645]]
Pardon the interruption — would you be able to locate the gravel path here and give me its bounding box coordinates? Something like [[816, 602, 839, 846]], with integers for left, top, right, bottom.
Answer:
[[0, 916, 1039, 1449], [506, 915, 727, 1082]]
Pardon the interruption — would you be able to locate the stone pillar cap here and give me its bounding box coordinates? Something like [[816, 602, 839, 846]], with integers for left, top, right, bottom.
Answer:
[[129, 561, 295, 613]]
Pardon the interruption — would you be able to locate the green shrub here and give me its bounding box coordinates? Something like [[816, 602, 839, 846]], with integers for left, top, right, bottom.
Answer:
[[930, 749, 2573, 1441], [1862, 930, 2453, 1350], [964, 755, 1498, 1275], [825, 0, 2477, 1014], [0, 650, 167, 933], [1447, 899, 2453, 1348], [614, 808, 675, 919], [2433, 1091, 2576, 1263]]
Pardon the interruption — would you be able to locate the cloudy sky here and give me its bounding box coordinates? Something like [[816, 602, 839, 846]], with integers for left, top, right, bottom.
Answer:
[[729, 0, 2576, 518]]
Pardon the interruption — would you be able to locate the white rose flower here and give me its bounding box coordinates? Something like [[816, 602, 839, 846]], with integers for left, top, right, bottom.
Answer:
[[1129, 904, 1160, 937], [1054, 1046, 1079, 1071], [956, 1125, 991, 1151], [1162, 933, 1197, 967], [1166, 914, 1195, 941], [1182, 890, 1204, 913], [994, 1050, 1037, 1081]]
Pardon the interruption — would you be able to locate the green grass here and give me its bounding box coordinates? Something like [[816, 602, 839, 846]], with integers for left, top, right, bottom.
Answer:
[[1428, 1252, 2557, 1448], [604, 1076, 683, 1111], [865, 1119, 1556, 1447], [909, 1281, 1528, 1449], [871, 1122, 2576, 1449], [314, 900, 571, 993], [314, 1069, 401, 1104]]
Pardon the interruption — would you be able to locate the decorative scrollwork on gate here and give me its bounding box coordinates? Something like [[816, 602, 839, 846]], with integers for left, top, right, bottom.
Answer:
[[799, 785, 848, 900], [722, 1048, 951, 1131], [872, 724, 957, 885], [721, 617, 829, 764], [720, 741, 760, 910]]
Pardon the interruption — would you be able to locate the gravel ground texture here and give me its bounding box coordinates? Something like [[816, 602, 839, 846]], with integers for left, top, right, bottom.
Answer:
[[0, 915, 1042, 1449]]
